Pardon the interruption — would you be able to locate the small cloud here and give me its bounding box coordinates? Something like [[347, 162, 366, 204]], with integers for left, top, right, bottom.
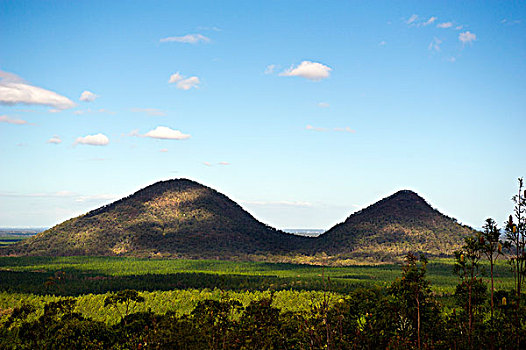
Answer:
[[0, 115, 28, 125], [130, 108, 166, 116], [74, 133, 110, 146], [264, 64, 276, 75], [423, 16, 437, 26], [160, 148, 168, 153], [0, 70, 75, 110], [459, 31, 476, 44], [144, 126, 191, 140], [160, 34, 210, 44], [197, 26, 222, 32], [280, 61, 332, 81], [79, 90, 98, 102], [406, 14, 418, 25], [203, 162, 212, 167], [501, 19, 521, 25], [48, 109, 62, 113], [437, 22, 453, 28], [446, 56, 457, 63], [74, 108, 115, 115], [317, 102, 330, 108], [428, 37, 442, 52], [378, 41, 387, 46], [306, 124, 327, 132], [455, 25, 464, 30], [218, 161, 230, 166], [47, 135, 62, 144], [334, 127, 356, 133], [168, 72, 200, 90]]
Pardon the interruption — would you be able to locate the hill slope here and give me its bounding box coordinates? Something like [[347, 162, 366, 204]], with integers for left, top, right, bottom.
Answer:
[[315, 190, 475, 260], [5, 179, 308, 257]]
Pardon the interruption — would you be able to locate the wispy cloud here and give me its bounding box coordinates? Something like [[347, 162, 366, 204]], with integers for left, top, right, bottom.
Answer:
[[168, 72, 200, 90], [0, 70, 75, 110], [378, 41, 387, 46], [74, 133, 110, 146], [79, 90, 98, 102], [160, 34, 210, 44], [306, 124, 327, 132], [406, 14, 418, 25], [47, 135, 62, 144], [428, 37, 442, 52], [280, 61, 332, 81], [334, 127, 356, 133], [218, 161, 230, 166], [307, 125, 355, 133], [130, 108, 166, 116], [423, 16, 437, 26], [501, 19, 521, 25], [437, 22, 453, 28], [203, 162, 212, 167], [459, 31, 476, 44], [264, 64, 276, 75], [160, 148, 168, 153], [74, 108, 115, 115], [0, 115, 28, 125], [144, 126, 191, 140], [317, 102, 330, 108]]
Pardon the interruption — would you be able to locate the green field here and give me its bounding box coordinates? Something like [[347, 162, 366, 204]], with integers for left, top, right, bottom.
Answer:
[[0, 256, 515, 324]]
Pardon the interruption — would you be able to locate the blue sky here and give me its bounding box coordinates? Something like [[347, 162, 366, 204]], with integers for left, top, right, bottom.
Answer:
[[1, 1, 525, 230]]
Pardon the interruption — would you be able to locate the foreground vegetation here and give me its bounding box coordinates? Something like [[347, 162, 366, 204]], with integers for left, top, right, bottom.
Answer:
[[0, 254, 524, 349]]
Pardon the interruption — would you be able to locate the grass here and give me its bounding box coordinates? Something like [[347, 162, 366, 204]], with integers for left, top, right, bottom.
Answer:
[[0, 256, 516, 295]]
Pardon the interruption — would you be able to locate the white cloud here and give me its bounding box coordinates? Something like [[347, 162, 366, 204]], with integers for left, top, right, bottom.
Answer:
[[79, 90, 98, 102], [160, 148, 168, 153], [264, 64, 276, 74], [437, 22, 453, 28], [428, 37, 442, 52], [218, 161, 230, 166], [459, 31, 476, 44], [0, 70, 75, 110], [378, 41, 387, 46], [279, 61, 332, 81], [74, 133, 110, 146], [406, 14, 418, 25], [306, 124, 327, 132], [447, 56, 457, 63], [455, 25, 464, 30], [317, 102, 330, 108], [144, 126, 191, 140], [130, 108, 166, 116], [334, 127, 356, 133], [74, 108, 115, 115], [0, 115, 28, 125], [168, 72, 200, 90], [423, 16, 437, 26], [47, 135, 62, 144], [203, 162, 212, 167], [160, 34, 210, 44]]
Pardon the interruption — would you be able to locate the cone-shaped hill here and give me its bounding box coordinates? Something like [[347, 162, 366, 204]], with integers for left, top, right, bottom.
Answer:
[[315, 190, 475, 260], [6, 179, 309, 257]]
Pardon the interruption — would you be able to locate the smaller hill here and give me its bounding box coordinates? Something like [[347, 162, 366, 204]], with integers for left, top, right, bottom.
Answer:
[[4, 179, 308, 258], [315, 190, 475, 261]]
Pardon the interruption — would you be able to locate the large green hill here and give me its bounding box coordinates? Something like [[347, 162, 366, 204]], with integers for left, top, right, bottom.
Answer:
[[4, 179, 308, 258], [315, 190, 475, 261], [3, 180, 473, 261]]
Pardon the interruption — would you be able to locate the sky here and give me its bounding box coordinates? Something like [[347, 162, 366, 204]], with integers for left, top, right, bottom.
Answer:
[[1, 1, 525, 230]]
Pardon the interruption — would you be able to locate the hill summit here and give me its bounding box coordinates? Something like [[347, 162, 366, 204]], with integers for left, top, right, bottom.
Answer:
[[7, 179, 307, 258], [316, 189, 475, 260]]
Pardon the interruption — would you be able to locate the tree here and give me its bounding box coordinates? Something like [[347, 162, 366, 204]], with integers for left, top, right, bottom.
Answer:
[[104, 289, 145, 323], [480, 218, 503, 318], [389, 253, 436, 350], [454, 234, 484, 348], [504, 177, 526, 349]]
